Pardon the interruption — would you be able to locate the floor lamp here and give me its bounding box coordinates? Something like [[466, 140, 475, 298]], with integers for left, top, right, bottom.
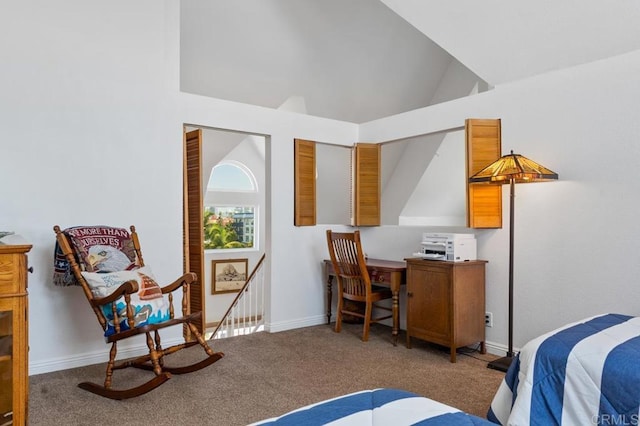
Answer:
[[469, 150, 558, 372]]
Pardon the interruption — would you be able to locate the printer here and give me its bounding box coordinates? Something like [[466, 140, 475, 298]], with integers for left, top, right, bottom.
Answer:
[[413, 233, 477, 262]]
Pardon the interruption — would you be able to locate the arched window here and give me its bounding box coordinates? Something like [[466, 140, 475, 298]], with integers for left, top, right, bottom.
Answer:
[[204, 161, 258, 251], [208, 161, 257, 192]]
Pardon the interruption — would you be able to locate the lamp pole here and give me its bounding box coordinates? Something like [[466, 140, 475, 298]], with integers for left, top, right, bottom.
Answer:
[[507, 177, 515, 358], [488, 178, 516, 372]]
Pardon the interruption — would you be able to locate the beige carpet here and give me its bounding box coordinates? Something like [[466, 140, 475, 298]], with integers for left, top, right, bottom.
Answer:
[[28, 323, 505, 425]]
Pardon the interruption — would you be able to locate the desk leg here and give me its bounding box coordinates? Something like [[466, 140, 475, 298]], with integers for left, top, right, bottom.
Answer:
[[392, 290, 399, 346], [326, 275, 333, 325]]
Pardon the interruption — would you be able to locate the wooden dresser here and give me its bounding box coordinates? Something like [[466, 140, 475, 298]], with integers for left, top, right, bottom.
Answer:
[[405, 258, 486, 362], [0, 244, 32, 425]]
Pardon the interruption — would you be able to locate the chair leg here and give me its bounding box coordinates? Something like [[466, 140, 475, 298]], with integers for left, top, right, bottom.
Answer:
[[362, 302, 372, 342], [334, 297, 343, 333], [133, 323, 224, 375], [78, 340, 171, 400], [146, 332, 164, 376], [104, 342, 117, 390], [153, 330, 164, 367], [155, 323, 223, 375]]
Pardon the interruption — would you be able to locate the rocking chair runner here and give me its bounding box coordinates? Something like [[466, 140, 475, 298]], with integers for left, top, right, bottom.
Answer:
[[53, 225, 224, 400]]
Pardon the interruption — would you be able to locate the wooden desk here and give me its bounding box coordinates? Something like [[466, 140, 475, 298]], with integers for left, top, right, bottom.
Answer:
[[323, 258, 406, 345]]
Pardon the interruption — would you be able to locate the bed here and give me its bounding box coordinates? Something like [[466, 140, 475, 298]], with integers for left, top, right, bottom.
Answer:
[[488, 313, 640, 426], [251, 388, 495, 425]]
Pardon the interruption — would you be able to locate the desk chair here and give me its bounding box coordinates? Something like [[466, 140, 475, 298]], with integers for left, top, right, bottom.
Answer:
[[326, 230, 393, 341]]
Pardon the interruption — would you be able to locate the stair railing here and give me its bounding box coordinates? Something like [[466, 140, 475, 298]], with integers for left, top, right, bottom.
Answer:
[[210, 253, 266, 339]]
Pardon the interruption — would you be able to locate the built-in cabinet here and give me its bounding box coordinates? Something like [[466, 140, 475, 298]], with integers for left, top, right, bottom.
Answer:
[[405, 258, 486, 363], [0, 244, 31, 425]]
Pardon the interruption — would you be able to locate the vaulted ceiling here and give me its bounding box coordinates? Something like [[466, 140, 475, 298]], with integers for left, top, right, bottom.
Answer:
[[180, 0, 640, 124], [381, 0, 640, 86]]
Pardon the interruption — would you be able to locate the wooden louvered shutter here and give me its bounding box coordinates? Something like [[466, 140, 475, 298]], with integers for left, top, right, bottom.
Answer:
[[466, 119, 503, 228], [184, 128, 205, 337], [351, 143, 380, 226], [294, 139, 316, 226]]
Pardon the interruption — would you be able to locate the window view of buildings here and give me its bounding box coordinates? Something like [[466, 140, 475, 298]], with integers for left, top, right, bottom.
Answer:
[[203, 206, 255, 249], [204, 162, 257, 250]]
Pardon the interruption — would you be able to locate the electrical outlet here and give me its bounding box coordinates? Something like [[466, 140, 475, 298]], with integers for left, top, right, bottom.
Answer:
[[485, 312, 493, 327]]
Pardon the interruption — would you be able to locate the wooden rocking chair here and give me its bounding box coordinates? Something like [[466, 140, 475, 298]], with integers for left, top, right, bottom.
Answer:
[[53, 225, 224, 399]]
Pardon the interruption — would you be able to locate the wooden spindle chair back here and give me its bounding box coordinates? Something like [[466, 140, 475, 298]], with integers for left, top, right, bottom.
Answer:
[[326, 230, 393, 341]]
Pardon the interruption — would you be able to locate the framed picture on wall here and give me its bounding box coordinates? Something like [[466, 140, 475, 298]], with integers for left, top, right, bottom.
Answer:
[[211, 258, 248, 295]]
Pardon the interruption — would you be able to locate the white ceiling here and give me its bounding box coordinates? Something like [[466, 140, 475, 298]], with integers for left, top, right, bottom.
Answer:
[[381, 0, 640, 86], [180, 0, 640, 123], [180, 0, 474, 123]]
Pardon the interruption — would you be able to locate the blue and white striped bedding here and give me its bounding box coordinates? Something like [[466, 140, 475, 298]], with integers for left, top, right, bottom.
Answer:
[[252, 388, 495, 426], [488, 313, 640, 426]]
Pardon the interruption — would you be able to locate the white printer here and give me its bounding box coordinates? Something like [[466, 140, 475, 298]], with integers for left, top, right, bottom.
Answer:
[[413, 233, 477, 262]]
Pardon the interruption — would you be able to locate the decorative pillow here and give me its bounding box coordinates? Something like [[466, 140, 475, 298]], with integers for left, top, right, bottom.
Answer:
[[81, 266, 170, 337], [65, 226, 137, 273]]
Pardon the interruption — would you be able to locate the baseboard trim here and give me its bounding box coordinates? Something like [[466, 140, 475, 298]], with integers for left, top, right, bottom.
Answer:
[[265, 314, 327, 333], [28, 318, 328, 375], [29, 337, 185, 376], [30, 318, 513, 375], [483, 340, 518, 357]]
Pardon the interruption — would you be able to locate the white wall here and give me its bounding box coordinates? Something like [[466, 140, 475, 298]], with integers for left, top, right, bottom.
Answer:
[[316, 144, 352, 225], [3, 1, 640, 374], [0, 1, 357, 374], [487, 50, 640, 346], [1, 0, 186, 373], [361, 49, 640, 352]]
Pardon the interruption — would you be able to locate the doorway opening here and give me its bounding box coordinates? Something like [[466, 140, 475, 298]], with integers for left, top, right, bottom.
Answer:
[[183, 125, 269, 337]]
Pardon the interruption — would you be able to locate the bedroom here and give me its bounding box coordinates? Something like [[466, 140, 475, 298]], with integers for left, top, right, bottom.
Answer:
[[2, 0, 640, 424]]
